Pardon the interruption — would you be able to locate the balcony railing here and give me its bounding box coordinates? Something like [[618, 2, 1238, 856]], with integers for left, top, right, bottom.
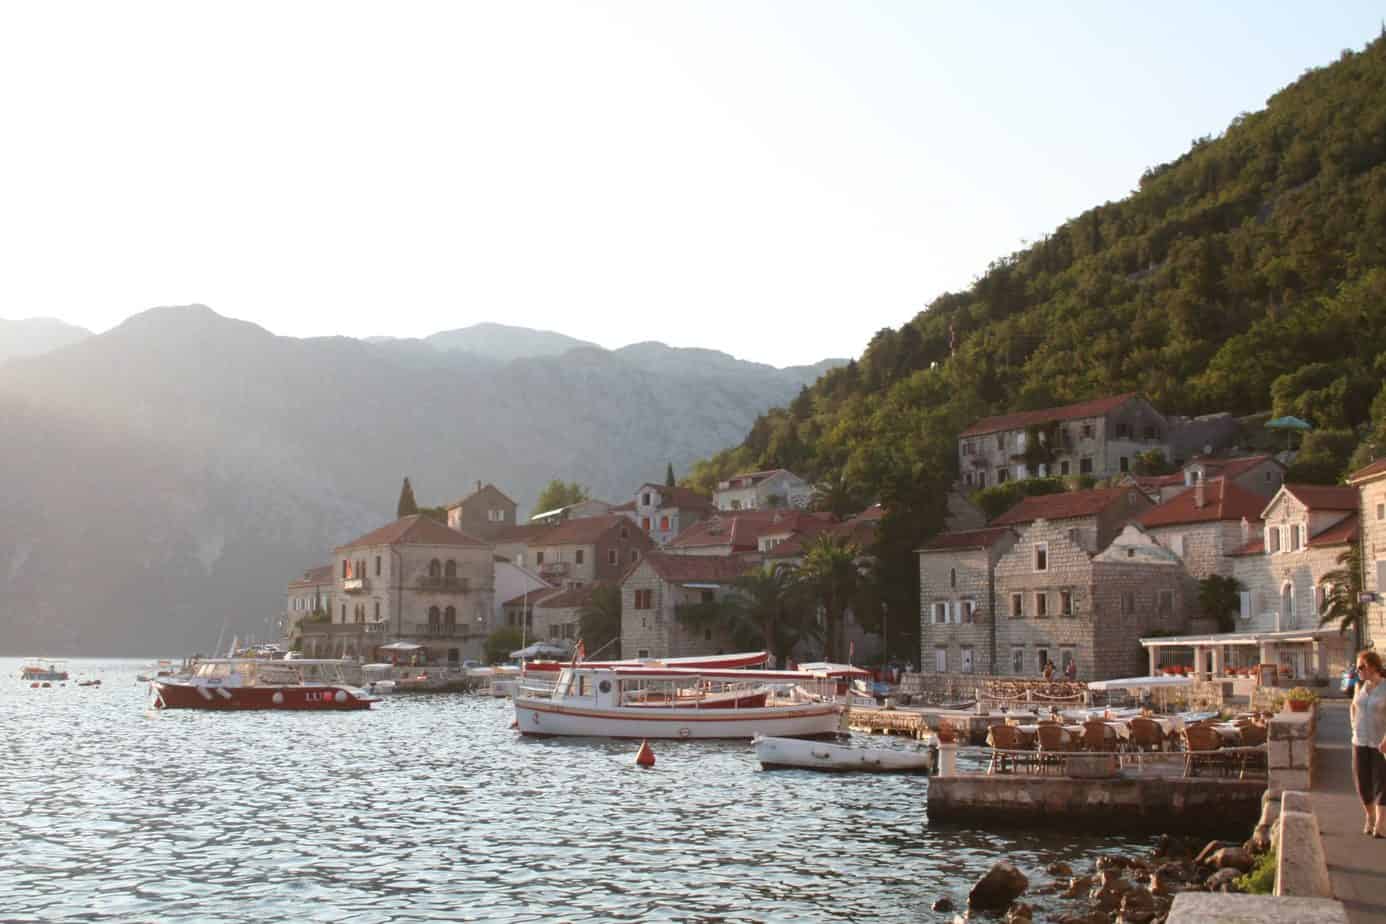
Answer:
[[412, 624, 482, 638], [342, 577, 370, 593], [539, 562, 570, 577], [417, 576, 471, 592]]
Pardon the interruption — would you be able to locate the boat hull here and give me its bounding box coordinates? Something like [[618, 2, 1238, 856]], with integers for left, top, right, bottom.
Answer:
[[21, 670, 68, 682], [153, 682, 374, 711], [753, 735, 934, 773], [514, 699, 844, 739]]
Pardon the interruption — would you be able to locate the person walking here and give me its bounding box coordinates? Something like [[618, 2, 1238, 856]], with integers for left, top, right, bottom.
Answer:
[[1350, 649, 1386, 837]]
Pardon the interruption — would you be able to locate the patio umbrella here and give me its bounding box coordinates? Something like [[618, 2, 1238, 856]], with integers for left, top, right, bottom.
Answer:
[[1265, 415, 1312, 449]]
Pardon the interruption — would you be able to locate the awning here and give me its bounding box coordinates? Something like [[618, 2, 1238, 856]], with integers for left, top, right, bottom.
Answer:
[[1086, 675, 1194, 692], [377, 641, 424, 651], [510, 642, 571, 659]]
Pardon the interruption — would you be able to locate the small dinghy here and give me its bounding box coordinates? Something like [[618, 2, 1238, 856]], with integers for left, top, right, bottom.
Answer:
[[753, 735, 935, 774]]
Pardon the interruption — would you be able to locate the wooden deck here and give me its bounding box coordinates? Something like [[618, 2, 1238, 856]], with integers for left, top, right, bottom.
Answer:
[[847, 707, 929, 738]]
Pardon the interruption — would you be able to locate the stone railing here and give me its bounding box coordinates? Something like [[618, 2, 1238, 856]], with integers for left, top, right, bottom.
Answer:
[[1267, 707, 1316, 795]]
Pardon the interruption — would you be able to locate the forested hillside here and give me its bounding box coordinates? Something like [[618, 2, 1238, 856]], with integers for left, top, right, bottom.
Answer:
[[685, 34, 1386, 655]]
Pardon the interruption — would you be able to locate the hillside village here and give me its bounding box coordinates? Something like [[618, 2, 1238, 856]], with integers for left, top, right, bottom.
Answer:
[[284, 391, 1386, 689]]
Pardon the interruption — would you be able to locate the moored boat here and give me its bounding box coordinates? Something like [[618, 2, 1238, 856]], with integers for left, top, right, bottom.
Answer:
[[20, 659, 69, 682], [753, 735, 935, 774], [151, 658, 375, 711], [514, 664, 845, 739]]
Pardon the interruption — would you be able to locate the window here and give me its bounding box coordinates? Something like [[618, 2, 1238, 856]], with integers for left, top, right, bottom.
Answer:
[[341, 603, 346, 621], [1011, 593, 1024, 618], [934, 647, 948, 673], [963, 600, 976, 623], [445, 560, 457, 579], [630, 549, 640, 563], [1081, 423, 1094, 439], [620, 526, 629, 539], [1121, 591, 1135, 616], [636, 649, 650, 659], [1059, 460, 1071, 476], [642, 493, 652, 506], [429, 559, 441, 579], [634, 589, 653, 609], [964, 472, 974, 487], [488, 508, 505, 522], [641, 517, 651, 530], [607, 549, 618, 565], [996, 468, 1009, 484], [549, 624, 560, 638], [700, 590, 715, 604], [375, 556, 381, 576], [996, 434, 1005, 451], [1239, 590, 1251, 621], [949, 567, 957, 588], [576, 549, 585, 565], [444, 605, 456, 626], [536, 551, 545, 565], [1011, 647, 1025, 675], [1119, 456, 1130, 473], [1289, 526, 1301, 552], [374, 601, 380, 620], [341, 559, 348, 578], [1157, 590, 1173, 617], [1143, 425, 1157, 440], [704, 629, 712, 641], [1377, 502, 1385, 521], [976, 471, 986, 489], [961, 647, 974, 673], [1037, 648, 1050, 670], [1168, 535, 1185, 558], [963, 441, 974, 456], [1060, 647, 1075, 674], [660, 515, 670, 530], [1034, 543, 1048, 572], [1080, 457, 1093, 475], [1060, 590, 1073, 617], [933, 602, 949, 625], [1115, 423, 1130, 439], [428, 605, 440, 626], [1267, 528, 1281, 554], [1035, 592, 1049, 618]]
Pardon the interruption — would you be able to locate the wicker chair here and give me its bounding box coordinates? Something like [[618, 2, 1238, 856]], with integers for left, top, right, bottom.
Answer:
[[988, 724, 1032, 774], [1082, 721, 1113, 752], [1128, 717, 1164, 753], [1036, 723, 1074, 773], [1183, 724, 1228, 777]]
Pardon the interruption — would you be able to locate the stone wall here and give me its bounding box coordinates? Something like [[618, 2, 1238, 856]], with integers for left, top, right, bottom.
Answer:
[[1359, 474, 1386, 649], [1267, 708, 1317, 795], [619, 560, 735, 659], [919, 538, 1014, 677]]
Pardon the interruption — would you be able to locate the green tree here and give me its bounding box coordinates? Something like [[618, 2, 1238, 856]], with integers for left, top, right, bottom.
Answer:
[[797, 534, 869, 662], [417, 505, 448, 524], [1197, 574, 1243, 633], [1319, 542, 1366, 647], [811, 470, 861, 519], [484, 626, 524, 664], [578, 583, 623, 660], [397, 477, 419, 517], [675, 564, 816, 666], [1133, 449, 1176, 476], [665, 463, 676, 487], [534, 479, 590, 513]]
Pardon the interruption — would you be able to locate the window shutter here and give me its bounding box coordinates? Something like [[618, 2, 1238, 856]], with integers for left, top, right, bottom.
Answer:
[[1376, 560, 1386, 593], [1239, 591, 1251, 621]]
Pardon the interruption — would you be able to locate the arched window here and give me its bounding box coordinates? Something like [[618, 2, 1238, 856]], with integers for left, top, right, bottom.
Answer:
[[429, 559, 442, 579], [1281, 582, 1295, 629], [428, 605, 441, 626], [949, 568, 957, 589], [444, 560, 457, 579], [374, 600, 381, 621], [444, 605, 456, 626]]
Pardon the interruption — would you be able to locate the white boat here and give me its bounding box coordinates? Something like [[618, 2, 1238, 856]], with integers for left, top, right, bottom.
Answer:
[[21, 658, 69, 682], [513, 664, 845, 739], [753, 735, 935, 773]]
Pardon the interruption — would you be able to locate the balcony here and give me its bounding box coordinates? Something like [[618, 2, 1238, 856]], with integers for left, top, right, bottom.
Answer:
[[412, 624, 482, 638], [539, 562, 570, 578], [417, 576, 471, 593], [342, 577, 370, 594]]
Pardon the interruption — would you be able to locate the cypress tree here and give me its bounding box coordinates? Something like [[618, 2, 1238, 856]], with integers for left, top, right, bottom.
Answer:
[[665, 463, 676, 487], [397, 477, 419, 518]]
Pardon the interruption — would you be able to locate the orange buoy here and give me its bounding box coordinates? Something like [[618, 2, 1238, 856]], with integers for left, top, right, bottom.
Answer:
[[510, 719, 519, 729], [635, 739, 655, 768]]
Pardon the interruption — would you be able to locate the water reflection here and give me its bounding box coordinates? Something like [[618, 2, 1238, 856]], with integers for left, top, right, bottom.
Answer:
[[1, 659, 1146, 922]]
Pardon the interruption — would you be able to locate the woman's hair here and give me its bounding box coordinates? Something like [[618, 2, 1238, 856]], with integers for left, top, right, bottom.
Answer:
[[1359, 649, 1384, 675]]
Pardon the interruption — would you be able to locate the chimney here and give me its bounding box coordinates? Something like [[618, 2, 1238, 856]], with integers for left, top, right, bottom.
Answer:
[[1240, 516, 1250, 545], [1194, 479, 1206, 509]]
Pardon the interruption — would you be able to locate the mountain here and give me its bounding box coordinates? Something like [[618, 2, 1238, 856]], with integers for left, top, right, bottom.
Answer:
[[0, 317, 91, 364], [424, 322, 597, 361], [0, 305, 840, 654]]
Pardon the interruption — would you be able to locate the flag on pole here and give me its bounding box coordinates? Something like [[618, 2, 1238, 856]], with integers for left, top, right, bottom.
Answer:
[[848, 640, 854, 665]]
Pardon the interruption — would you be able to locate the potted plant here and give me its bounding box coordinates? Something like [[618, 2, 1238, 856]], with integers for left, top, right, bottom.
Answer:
[[1285, 687, 1318, 713]]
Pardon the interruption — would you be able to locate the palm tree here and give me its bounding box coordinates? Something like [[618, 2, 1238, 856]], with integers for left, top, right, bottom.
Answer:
[[577, 583, 623, 660], [1319, 542, 1366, 648], [674, 564, 817, 665], [811, 470, 859, 520], [796, 533, 869, 662]]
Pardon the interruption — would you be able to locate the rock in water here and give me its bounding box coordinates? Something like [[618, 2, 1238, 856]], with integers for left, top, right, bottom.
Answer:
[[1209, 847, 1253, 872], [967, 861, 1030, 912], [1045, 861, 1073, 877], [1205, 868, 1242, 892], [931, 897, 954, 912]]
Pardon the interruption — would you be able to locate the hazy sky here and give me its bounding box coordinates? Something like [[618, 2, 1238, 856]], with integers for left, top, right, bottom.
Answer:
[[0, 3, 1380, 367]]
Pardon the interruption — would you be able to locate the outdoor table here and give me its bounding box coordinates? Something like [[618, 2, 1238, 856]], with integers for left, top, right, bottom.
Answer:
[[1211, 723, 1243, 745], [1103, 721, 1132, 741]]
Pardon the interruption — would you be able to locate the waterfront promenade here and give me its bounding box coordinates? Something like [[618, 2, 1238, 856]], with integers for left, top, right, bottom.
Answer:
[[1311, 701, 1386, 924]]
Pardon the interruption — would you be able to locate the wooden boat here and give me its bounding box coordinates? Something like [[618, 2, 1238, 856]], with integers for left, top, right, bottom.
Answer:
[[520, 651, 772, 673], [20, 659, 69, 682], [753, 735, 935, 773], [151, 658, 375, 711], [514, 665, 844, 739]]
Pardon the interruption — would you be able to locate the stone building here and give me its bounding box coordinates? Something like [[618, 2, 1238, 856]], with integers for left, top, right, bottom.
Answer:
[[501, 584, 594, 648], [320, 514, 496, 664], [664, 509, 834, 558], [1182, 454, 1286, 497], [446, 482, 517, 540], [283, 564, 333, 638], [918, 527, 1018, 677], [1348, 459, 1386, 648], [620, 553, 753, 659], [625, 483, 715, 546], [989, 486, 1154, 552], [529, 514, 654, 589]]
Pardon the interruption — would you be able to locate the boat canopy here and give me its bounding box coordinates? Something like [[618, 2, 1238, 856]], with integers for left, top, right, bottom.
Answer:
[[377, 642, 425, 652], [1086, 675, 1195, 692]]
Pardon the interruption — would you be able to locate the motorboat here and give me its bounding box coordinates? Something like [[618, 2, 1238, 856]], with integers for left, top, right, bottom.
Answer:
[[150, 658, 376, 711], [20, 659, 68, 682], [753, 735, 935, 774], [519, 650, 774, 674], [513, 664, 845, 739]]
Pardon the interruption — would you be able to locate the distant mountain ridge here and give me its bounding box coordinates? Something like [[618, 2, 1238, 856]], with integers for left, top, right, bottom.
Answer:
[[0, 317, 91, 364], [0, 305, 845, 655]]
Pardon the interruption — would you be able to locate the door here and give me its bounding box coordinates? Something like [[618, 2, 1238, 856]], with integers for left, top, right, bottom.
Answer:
[[961, 648, 974, 674]]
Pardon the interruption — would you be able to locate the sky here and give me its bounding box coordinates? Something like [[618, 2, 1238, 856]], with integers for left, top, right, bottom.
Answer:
[[0, 3, 1381, 368]]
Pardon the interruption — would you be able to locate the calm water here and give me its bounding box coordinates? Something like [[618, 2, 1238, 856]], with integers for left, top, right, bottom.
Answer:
[[2, 658, 1146, 922]]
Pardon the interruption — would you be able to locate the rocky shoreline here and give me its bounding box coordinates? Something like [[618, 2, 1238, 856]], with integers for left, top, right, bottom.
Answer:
[[943, 830, 1267, 923]]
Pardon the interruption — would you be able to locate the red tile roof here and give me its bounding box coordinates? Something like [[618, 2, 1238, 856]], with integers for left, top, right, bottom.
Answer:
[[489, 523, 553, 544], [610, 500, 637, 511], [1348, 459, 1386, 484], [289, 564, 335, 587], [920, 526, 1016, 552], [959, 393, 1140, 439], [989, 488, 1146, 527], [1137, 479, 1269, 529], [769, 515, 878, 559], [447, 482, 516, 509], [1203, 454, 1281, 480], [667, 510, 834, 551], [501, 586, 561, 608], [719, 468, 800, 489], [636, 484, 715, 510], [1309, 513, 1359, 548], [638, 552, 756, 584], [335, 515, 491, 552], [1283, 484, 1358, 511], [534, 514, 644, 547]]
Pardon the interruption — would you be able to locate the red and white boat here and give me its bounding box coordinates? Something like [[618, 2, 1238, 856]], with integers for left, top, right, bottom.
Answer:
[[518, 651, 772, 673], [513, 664, 845, 739], [151, 658, 376, 711]]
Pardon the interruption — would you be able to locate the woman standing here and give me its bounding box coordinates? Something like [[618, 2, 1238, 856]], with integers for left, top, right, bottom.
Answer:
[[1351, 649, 1386, 836]]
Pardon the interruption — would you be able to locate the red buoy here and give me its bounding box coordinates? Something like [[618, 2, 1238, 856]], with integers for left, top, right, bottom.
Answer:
[[635, 739, 655, 768]]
